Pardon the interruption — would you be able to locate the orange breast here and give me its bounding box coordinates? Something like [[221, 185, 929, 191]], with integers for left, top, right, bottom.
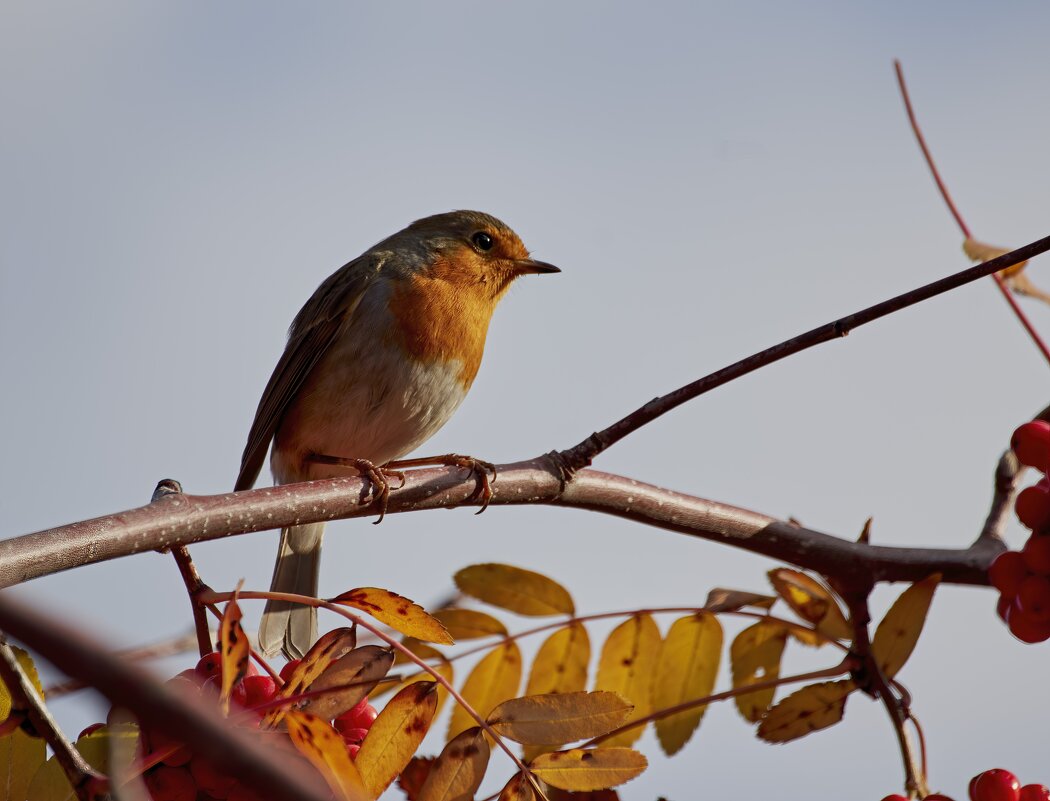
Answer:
[[384, 260, 498, 389]]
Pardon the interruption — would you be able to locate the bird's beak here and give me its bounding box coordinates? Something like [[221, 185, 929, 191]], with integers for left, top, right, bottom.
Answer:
[[513, 258, 561, 275]]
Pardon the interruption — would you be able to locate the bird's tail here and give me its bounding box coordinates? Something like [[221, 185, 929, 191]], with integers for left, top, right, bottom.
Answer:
[[258, 522, 325, 659]]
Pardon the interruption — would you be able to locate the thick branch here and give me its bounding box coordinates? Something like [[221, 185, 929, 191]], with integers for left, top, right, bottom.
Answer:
[[0, 460, 1004, 590]]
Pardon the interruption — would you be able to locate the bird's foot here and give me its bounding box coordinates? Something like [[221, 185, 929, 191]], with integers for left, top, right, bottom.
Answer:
[[307, 454, 406, 523], [386, 453, 497, 513]]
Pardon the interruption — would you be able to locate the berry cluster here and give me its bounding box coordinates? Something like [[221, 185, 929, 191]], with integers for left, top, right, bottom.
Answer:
[[880, 768, 1047, 801], [85, 652, 379, 801], [988, 421, 1050, 643]]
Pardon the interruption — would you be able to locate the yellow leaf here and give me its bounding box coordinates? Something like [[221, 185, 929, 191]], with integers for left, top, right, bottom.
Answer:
[[963, 238, 1027, 278], [526, 622, 590, 697], [416, 726, 490, 801], [756, 680, 856, 743], [265, 628, 357, 727], [594, 614, 661, 748], [432, 608, 508, 640], [730, 621, 788, 722], [870, 575, 939, 680], [285, 710, 368, 801], [0, 731, 45, 801], [26, 726, 139, 801], [651, 613, 722, 756], [488, 691, 631, 745], [357, 682, 438, 799], [331, 588, 453, 645], [454, 564, 574, 616], [0, 647, 43, 720], [767, 569, 852, 641], [374, 649, 454, 720], [498, 772, 536, 801], [530, 748, 647, 791], [704, 588, 777, 613], [300, 646, 395, 721], [448, 642, 521, 741], [219, 596, 250, 714]]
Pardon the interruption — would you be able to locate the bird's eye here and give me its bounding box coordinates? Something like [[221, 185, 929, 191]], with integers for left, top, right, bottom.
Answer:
[[471, 231, 494, 251]]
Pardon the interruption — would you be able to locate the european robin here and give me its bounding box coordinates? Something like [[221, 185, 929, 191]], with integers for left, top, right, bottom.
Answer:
[[234, 210, 559, 658]]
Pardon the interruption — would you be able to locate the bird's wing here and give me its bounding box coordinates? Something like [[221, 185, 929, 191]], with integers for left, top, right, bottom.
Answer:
[[234, 255, 381, 491]]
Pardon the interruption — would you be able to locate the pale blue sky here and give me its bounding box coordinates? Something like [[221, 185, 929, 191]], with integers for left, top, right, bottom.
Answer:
[[3, 2, 1050, 798]]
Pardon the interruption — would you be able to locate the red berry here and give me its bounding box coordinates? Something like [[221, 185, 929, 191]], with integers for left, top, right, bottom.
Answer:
[[77, 722, 104, 740], [1020, 785, 1050, 801], [335, 698, 379, 731], [996, 594, 1012, 622], [926, 795, 956, 801], [190, 755, 238, 798], [145, 726, 191, 767], [1018, 574, 1050, 621], [1016, 482, 1050, 530], [195, 652, 222, 680], [338, 726, 370, 745], [1023, 535, 1050, 575], [972, 769, 1021, 801], [1012, 420, 1050, 469], [279, 659, 301, 684], [203, 675, 248, 709], [242, 675, 277, 708], [245, 660, 260, 677], [145, 765, 197, 801], [972, 775, 983, 801], [879, 796, 908, 801], [989, 551, 1029, 597], [227, 785, 265, 801], [1007, 601, 1050, 643], [346, 742, 361, 760]]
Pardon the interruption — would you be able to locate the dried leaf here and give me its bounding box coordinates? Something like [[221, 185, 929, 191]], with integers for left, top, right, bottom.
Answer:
[[526, 622, 590, 697], [397, 756, 435, 801], [488, 691, 631, 745], [530, 748, 647, 791], [498, 772, 536, 801], [756, 680, 856, 743], [432, 608, 508, 640], [767, 569, 852, 640], [547, 790, 621, 801], [594, 614, 661, 748], [870, 575, 939, 680], [332, 588, 453, 645], [448, 641, 521, 741], [963, 238, 1027, 277], [265, 628, 357, 726], [357, 682, 438, 799], [219, 596, 250, 714], [454, 564, 574, 616], [285, 710, 368, 800], [416, 726, 490, 801], [730, 621, 788, 722], [704, 588, 777, 614], [651, 613, 722, 755], [301, 646, 395, 720]]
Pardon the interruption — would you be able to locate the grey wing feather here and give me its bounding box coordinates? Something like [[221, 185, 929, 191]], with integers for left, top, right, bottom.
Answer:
[[234, 255, 379, 492]]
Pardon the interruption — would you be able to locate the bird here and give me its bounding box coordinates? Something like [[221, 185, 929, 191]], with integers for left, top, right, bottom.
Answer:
[[234, 210, 559, 659]]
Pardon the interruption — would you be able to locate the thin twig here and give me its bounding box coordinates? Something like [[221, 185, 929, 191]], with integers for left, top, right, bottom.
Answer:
[[974, 450, 1024, 545], [893, 59, 1050, 365], [0, 640, 104, 800]]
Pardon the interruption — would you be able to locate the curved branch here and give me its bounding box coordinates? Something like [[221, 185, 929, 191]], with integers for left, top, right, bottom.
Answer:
[[0, 458, 1004, 590]]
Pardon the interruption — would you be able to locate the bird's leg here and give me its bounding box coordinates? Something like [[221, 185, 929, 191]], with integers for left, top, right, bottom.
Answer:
[[307, 454, 406, 524], [384, 454, 497, 513]]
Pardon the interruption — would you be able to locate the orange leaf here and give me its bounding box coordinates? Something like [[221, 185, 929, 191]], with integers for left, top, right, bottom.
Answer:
[[416, 726, 490, 801], [397, 756, 435, 801], [331, 588, 453, 645], [756, 680, 856, 743], [529, 748, 647, 791], [704, 588, 777, 614], [357, 682, 438, 799], [432, 608, 508, 640], [285, 710, 368, 800], [488, 691, 631, 745], [525, 622, 590, 697], [454, 564, 574, 616], [448, 641, 521, 741], [870, 574, 939, 680], [767, 569, 851, 640], [498, 772, 537, 801], [265, 628, 357, 727], [651, 613, 722, 756], [594, 614, 661, 748], [219, 596, 250, 715], [299, 645, 395, 721], [730, 621, 787, 722]]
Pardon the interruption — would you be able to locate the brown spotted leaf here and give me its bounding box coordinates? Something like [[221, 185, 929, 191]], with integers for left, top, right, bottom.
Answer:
[[704, 588, 777, 614], [331, 588, 453, 645], [300, 646, 395, 721], [730, 621, 788, 722], [357, 682, 438, 800], [488, 691, 631, 745], [767, 569, 852, 641], [416, 726, 490, 801], [454, 564, 574, 616], [756, 680, 856, 743], [530, 748, 647, 791], [432, 608, 508, 640], [594, 614, 660, 748], [448, 641, 521, 741], [498, 772, 537, 801], [651, 613, 722, 756], [870, 575, 939, 680], [397, 756, 435, 801], [526, 622, 590, 697], [285, 710, 368, 800], [219, 596, 250, 714], [265, 628, 358, 726]]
